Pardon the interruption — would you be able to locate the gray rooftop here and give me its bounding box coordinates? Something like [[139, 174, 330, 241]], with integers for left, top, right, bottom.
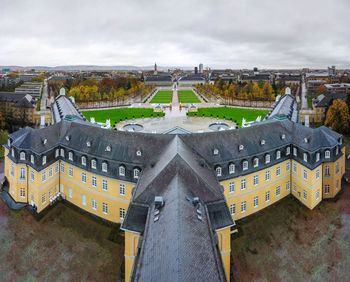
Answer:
[[265, 94, 298, 122], [51, 94, 86, 123]]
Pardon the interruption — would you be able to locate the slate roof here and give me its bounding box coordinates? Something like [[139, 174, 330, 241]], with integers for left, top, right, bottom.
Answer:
[[145, 74, 173, 82], [313, 92, 347, 107], [51, 94, 86, 123], [265, 94, 298, 122], [179, 74, 206, 81], [0, 92, 35, 108]]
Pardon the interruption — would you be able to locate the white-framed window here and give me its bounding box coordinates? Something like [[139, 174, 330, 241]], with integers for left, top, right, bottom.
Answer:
[[239, 144, 244, 151], [42, 171, 47, 182], [60, 163, 65, 173], [31, 154, 34, 164], [11, 148, 14, 158], [286, 161, 290, 172], [242, 161, 248, 171], [55, 163, 59, 174], [293, 147, 297, 156], [253, 158, 259, 168], [92, 199, 97, 210], [336, 147, 339, 155], [303, 170, 307, 180], [60, 184, 64, 193], [30, 170, 34, 181], [276, 150, 281, 160], [325, 166, 330, 176], [42, 193, 46, 204], [286, 146, 290, 155], [229, 163, 235, 174], [230, 204, 235, 215], [229, 182, 235, 193], [316, 169, 320, 180], [265, 191, 270, 202], [316, 152, 320, 162], [42, 155, 47, 165], [303, 153, 308, 162], [81, 172, 86, 183], [68, 167, 73, 177], [276, 166, 281, 177], [213, 148, 219, 155], [91, 159, 97, 169], [241, 201, 246, 213], [20, 188, 25, 198], [92, 176, 97, 188], [20, 152, 25, 160], [253, 175, 259, 186], [134, 168, 140, 179], [102, 179, 108, 191], [265, 154, 270, 164], [293, 163, 297, 173], [106, 145, 111, 152], [241, 179, 247, 190], [69, 151, 73, 161], [55, 149, 59, 158], [136, 150, 142, 156], [49, 167, 53, 178], [120, 208, 125, 220], [303, 190, 307, 200], [336, 162, 339, 174], [102, 162, 108, 172], [69, 188, 72, 198], [20, 167, 26, 180], [293, 183, 296, 192], [103, 203, 108, 215], [216, 166, 222, 177], [254, 196, 258, 208], [119, 165, 125, 176], [325, 150, 330, 159], [119, 184, 125, 196], [60, 148, 65, 157], [81, 156, 86, 166], [265, 170, 271, 181], [316, 190, 320, 200], [260, 139, 265, 145], [10, 164, 14, 176], [276, 186, 280, 197], [82, 194, 86, 206], [286, 181, 290, 192], [325, 185, 330, 194]]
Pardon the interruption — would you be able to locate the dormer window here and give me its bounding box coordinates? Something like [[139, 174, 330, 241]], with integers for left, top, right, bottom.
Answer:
[[253, 158, 259, 168], [31, 154, 34, 164], [55, 149, 59, 158], [336, 147, 339, 155], [304, 137, 308, 143], [281, 134, 286, 140], [86, 141, 91, 147], [293, 147, 297, 156], [303, 153, 308, 162], [229, 163, 235, 174], [7, 139, 10, 147], [81, 156, 86, 166], [91, 159, 96, 169], [265, 154, 270, 164], [119, 165, 125, 176], [325, 150, 330, 159], [11, 148, 14, 157], [213, 148, 219, 155], [102, 162, 108, 172], [42, 155, 47, 165], [260, 140, 265, 146], [106, 145, 111, 152], [216, 166, 222, 176], [20, 152, 26, 160], [134, 168, 140, 179], [65, 136, 70, 141], [136, 150, 142, 156], [68, 152, 73, 161], [242, 161, 248, 171], [339, 138, 343, 145], [286, 146, 290, 155], [316, 152, 320, 162], [276, 150, 281, 159], [239, 145, 244, 151], [60, 149, 65, 157], [43, 139, 47, 145]]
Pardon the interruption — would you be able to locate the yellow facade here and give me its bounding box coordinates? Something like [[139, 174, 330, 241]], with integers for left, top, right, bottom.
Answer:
[[216, 226, 231, 280], [124, 231, 140, 281]]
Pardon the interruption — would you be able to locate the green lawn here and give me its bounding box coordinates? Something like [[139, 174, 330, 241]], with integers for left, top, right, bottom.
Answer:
[[178, 90, 201, 103], [149, 90, 173, 103], [187, 107, 269, 127], [82, 108, 164, 126]]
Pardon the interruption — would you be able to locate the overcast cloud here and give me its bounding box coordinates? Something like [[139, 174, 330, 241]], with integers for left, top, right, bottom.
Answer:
[[1, 0, 350, 69]]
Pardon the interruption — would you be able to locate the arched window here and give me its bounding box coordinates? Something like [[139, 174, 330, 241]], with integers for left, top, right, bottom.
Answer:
[[55, 149, 59, 158], [91, 159, 97, 169], [229, 163, 235, 174], [276, 150, 281, 159], [253, 158, 259, 167], [119, 165, 125, 176], [316, 152, 320, 162], [216, 166, 222, 176], [265, 154, 270, 164], [81, 156, 86, 166], [31, 155, 34, 164], [102, 162, 108, 172], [20, 151, 26, 160], [303, 153, 308, 162], [42, 155, 47, 165], [242, 161, 248, 171], [213, 148, 219, 155], [134, 168, 140, 179], [106, 145, 111, 152], [60, 149, 65, 157], [68, 151, 73, 161], [325, 150, 330, 159], [136, 150, 142, 156]]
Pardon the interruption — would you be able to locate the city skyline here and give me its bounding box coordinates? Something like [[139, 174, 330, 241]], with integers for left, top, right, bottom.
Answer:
[[1, 0, 350, 68]]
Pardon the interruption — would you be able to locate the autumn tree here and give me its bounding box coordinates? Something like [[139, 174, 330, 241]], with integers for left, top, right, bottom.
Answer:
[[324, 99, 350, 134], [316, 85, 327, 95]]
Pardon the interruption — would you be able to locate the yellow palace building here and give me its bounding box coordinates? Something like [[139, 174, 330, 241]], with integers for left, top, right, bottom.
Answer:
[[3, 93, 345, 281]]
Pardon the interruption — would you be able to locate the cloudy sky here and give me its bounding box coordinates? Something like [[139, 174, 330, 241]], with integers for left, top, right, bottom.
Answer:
[[1, 0, 349, 69]]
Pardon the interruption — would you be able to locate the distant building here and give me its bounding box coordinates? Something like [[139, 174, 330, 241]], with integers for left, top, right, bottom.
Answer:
[[324, 83, 350, 94], [144, 74, 173, 87], [154, 62, 158, 75], [194, 67, 198, 74], [15, 82, 43, 98], [240, 73, 271, 82], [306, 80, 326, 93], [19, 74, 37, 82], [275, 74, 301, 85], [328, 66, 336, 76], [178, 74, 206, 86], [199, 63, 203, 73]]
